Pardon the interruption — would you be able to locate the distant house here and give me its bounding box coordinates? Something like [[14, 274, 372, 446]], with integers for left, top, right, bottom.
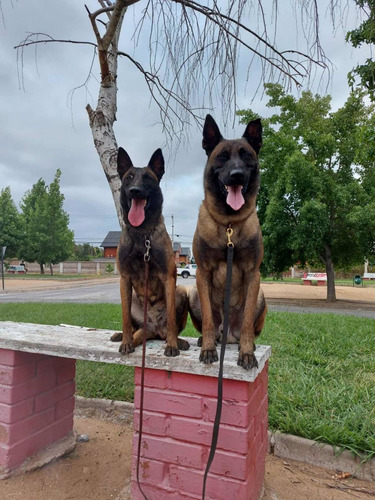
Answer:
[[180, 247, 191, 265], [101, 231, 121, 258], [173, 242, 182, 264], [101, 232, 191, 264], [173, 242, 191, 265]]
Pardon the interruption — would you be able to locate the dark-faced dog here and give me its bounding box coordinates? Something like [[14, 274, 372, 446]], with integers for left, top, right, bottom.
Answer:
[[111, 147, 189, 356], [189, 115, 267, 370]]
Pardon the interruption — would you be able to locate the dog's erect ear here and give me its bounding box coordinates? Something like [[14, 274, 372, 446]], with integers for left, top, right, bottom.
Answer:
[[202, 114, 223, 156], [117, 147, 134, 180], [242, 118, 262, 155], [148, 148, 165, 182]]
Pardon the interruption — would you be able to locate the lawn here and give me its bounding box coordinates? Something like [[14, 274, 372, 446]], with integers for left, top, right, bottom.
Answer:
[[0, 303, 374, 460]]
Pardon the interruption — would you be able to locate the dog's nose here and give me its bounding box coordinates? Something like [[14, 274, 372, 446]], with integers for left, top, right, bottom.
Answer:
[[229, 169, 245, 183], [129, 186, 142, 197]]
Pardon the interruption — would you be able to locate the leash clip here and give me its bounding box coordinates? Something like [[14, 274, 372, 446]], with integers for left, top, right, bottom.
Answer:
[[144, 238, 151, 262], [226, 225, 234, 248]]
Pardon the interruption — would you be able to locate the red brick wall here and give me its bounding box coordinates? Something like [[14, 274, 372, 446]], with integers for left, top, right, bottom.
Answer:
[[132, 363, 269, 499], [0, 350, 76, 474]]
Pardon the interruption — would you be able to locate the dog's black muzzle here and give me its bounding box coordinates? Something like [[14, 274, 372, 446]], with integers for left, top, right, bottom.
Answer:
[[219, 167, 249, 195], [228, 168, 245, 185], [129, 186, 145, 198], [126, 186, 148, 210]]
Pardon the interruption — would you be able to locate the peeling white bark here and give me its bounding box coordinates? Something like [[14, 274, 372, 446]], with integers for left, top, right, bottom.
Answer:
[[86, 5, 127, 229]]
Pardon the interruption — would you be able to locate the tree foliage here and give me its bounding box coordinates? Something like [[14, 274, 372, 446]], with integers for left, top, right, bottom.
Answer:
[[70, 243, 103, 261], [0, 187, 23, 258], [346, 0, 375, 100], [238, 84, 375, 301], [20, 170, 74, 274]]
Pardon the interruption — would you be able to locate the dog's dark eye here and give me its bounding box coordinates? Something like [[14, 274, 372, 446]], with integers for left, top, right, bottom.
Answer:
[[125, 174, 134, 182], [217, 151, 229, 162], [239, 148, 254, 161]]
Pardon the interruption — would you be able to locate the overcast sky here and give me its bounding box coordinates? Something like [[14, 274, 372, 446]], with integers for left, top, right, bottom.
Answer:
[[0, 1, 370, 250]]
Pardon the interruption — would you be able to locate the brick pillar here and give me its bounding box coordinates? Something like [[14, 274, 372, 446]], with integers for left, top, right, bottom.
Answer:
[[132, 361, 269, 499], [0, 349, 76, 477]]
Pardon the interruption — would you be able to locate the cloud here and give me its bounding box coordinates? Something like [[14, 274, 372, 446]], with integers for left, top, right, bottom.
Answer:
[[1, 0, 371, 250]]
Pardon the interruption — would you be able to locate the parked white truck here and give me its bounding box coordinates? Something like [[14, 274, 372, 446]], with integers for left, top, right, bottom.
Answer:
[[176, 264, 197, 278]]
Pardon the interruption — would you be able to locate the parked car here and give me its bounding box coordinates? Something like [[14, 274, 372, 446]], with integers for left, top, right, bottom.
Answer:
[[177, 264, 197, 278], [7, 265, 27, 274]]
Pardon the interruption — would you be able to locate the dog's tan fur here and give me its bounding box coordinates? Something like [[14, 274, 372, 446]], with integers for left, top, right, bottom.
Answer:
[[189, 115, 267, 369], [112, 147, 189, 356]]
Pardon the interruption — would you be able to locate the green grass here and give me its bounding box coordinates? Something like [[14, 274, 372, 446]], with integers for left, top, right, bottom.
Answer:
[[260, 312, 375, 461], [0, 303, 374, 460]]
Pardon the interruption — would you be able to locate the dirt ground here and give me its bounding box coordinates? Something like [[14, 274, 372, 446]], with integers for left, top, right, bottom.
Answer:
[[1, 417, 375, 500], [1, 276, 119, 291], [1, 278, 374, 499]]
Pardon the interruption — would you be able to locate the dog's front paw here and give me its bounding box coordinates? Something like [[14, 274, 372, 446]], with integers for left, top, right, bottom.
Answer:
[[237, 352, 258, 370], [164, 345, 180, 357], [119, 342, 135, 355], [110, 332, 123, 342], [178, 338, 190, 351], [200, 348, 218, 364]]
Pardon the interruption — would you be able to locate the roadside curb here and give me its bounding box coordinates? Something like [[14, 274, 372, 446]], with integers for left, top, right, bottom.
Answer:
[[74, 396, 375, 482], [268, 431, 375, 482], [75, 395, 134, 424]]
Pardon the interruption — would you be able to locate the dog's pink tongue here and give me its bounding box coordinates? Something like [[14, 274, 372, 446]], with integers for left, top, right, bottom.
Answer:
[[226, 185, 244, 211], [128, 199, 146, 227]]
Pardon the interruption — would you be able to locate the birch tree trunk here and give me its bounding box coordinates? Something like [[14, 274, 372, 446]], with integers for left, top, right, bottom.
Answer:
[[85, 3, 129, 229]]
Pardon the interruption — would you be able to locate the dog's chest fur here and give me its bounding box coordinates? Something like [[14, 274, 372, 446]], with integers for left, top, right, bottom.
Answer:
[[117, 224, 171, 304], [194, 204, 263, 312]]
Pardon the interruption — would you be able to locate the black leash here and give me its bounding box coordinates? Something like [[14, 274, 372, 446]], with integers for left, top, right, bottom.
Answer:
[[136, 237, 151, 500], [202, 226, 234, 499]]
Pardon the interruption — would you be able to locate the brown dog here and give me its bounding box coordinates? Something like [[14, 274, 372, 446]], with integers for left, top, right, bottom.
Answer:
[[111, 147, 189, 356], [189, 115, 267, 369]]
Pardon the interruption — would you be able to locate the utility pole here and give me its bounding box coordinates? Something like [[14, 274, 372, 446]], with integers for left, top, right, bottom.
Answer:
[[171, 214, 174, 245]]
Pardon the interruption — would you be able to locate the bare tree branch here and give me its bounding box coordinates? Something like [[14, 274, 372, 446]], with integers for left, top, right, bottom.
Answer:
[[118, 50, 203, 141], [14, 0, 340, 225], [14, 34, 97, 50]]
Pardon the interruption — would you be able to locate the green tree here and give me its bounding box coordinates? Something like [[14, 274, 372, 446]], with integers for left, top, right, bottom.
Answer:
[[70, 243, 103, 261], [43, 170, 74, 275], [238, 84, 375, 302], [19, 179, 48, 273], [20, 171, 74, 274], [346, 1, 375, 100], [0, 187, 23, 258]]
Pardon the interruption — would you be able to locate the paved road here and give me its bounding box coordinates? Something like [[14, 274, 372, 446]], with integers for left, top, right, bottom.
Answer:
[[0, 277, 196, 304], [1, 278, 375, 319]]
